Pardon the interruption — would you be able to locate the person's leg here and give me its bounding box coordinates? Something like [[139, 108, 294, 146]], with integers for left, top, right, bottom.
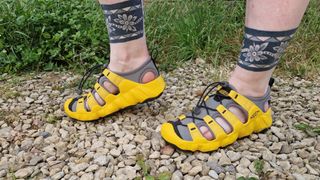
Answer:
[[65, 0, 165, 119], [200, 0, 310, 140], [93, 0, 156, 107]]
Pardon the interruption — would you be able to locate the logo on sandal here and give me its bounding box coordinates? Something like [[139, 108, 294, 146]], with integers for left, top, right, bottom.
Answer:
[[250, 111, 260, 119]]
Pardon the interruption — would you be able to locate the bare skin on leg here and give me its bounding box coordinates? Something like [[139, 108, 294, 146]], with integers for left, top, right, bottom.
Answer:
[[86, 0, 157, 110], [201, 0, 310, 140]]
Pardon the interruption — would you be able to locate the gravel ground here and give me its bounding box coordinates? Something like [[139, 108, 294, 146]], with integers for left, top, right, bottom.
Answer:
[[0, 60, 320, 180]]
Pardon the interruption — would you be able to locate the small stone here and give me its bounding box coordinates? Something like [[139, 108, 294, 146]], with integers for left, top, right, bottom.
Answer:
[[224, 165, 236, 173], [25, 97, 34, 104], [21, 139, 33, 150], [262, 150, 275, 162], [207, 161, 224, 174], [188, 166, 202, 176], [52, 171, 64, 180], [86, 164, 99, 172], [40, 131, 51, 138], [180, 162, 192, 174], [116, 166, 136, 179], [134, 135, 147, 144], [292, 173, 304, 180], [172, 170, 183, 180], [91, 141, 104, 151], [94, 155, 109, 166], [123, 144, 136, 156], [201, 164, 210, 176], [160, 145, 175, 156], [236, 165, 250, 177], [218, 151, 231, 166], [29, 156, 43, 166], [239, 158, 251, 168], [71, 163, 89, 173], [14, 167, 34, 178], [0, 170, 6, 177], [281, 145, 293, 155], [269, 142, 283, 154], [94, 167, 106, 179], [151, 134, 162, 151], [149, 151, 160, 159], [226, 151, 241, 162], [80, 172, 93, 180], [208, 170, 219, 179], [0, 127, 12, 139], [271, 127, 285, 140], [278, 161, 291, 170], [110, 149, 121, 157], [306, 164, 319, 175]]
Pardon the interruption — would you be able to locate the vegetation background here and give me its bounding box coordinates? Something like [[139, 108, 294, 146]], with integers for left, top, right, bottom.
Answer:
[[1, 0, 319, 77]]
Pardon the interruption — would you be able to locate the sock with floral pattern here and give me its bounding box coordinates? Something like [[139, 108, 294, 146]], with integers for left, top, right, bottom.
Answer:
[[101, 0, 144, 43], [238, 27, 297, 72]]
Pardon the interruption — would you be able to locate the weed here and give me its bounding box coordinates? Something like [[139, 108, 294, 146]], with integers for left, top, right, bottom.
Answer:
[[135, 154, 171, 180], [46, 114, 59, 124], [254, 159, 264, 176], [1, 0, 320, 77], [294, 123, 320, 137], [237, 177, 258, 180], [4, 91, 21, 99]]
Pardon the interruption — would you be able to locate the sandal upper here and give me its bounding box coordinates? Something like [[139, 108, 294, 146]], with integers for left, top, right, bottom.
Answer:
[[168, 81, 272, 142]]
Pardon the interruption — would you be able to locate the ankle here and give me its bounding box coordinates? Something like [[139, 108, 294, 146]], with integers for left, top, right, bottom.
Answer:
[[108, 55, 150, 73], [109, 38, 150, 72], [228, 66, 272, 97]]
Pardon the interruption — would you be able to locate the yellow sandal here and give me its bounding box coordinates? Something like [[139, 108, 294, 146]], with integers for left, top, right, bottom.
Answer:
[[64, 59, 166, 121], [161, 79, 274, 152]]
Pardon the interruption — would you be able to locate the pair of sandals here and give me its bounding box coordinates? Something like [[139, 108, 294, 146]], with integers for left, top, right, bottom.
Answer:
[[64, 59, 273, 152]]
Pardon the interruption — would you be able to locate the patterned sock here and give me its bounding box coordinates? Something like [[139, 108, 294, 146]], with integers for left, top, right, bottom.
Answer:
[[101, 0, 144, 43], [238, 27, 297, 72]]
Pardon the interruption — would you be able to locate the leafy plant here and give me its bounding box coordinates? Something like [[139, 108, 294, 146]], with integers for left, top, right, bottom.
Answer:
[[1, 0, 320, 77], [294, 123, 320, 137], [135, 154, 171, 180]]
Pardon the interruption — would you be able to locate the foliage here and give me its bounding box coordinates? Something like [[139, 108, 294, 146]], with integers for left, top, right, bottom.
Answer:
[[1, 0, 320, 77], [294, 123, 320, 137], [135, 154, 171, 180]]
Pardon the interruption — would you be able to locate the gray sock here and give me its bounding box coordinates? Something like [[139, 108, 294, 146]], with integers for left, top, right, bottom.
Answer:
[[101, 0, 145, 43]]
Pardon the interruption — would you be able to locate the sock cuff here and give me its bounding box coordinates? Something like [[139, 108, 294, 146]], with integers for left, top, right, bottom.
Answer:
[[244, 26, 297, 37], [101, 0, 142, 10]]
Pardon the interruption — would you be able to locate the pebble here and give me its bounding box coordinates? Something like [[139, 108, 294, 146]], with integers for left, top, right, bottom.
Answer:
[[110, 149, 121, 157], [188, 166, 202, 176], [71, 163, 89, 173], [29, 156, 43, 166], [134, 135, 147, 144], [207, 161, 225, 174], [180, 162, 192, 174], [160, 145, 175, 156], [218, 151, 231, 166], [171, 170, 183, 180], [208, 170, 219, 179], [0, 170, 6, 177], [52, 171, 65, 180], [86, 164, 99, 172], [2, 63, 320, 180], [226, 151, 241, 162], [269, 142, 283, 153], [94, 155, 109, 166], [306, 164, 319, 175], [149, 151, 160, 159], [14, 167, 34, 178], [0, 127, 12, 139]]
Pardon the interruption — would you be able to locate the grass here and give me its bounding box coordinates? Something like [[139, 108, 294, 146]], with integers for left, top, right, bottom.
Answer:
[[294, 123, 320, 137], [135, 154, 171, 180], [1, 0, 320, 78]]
